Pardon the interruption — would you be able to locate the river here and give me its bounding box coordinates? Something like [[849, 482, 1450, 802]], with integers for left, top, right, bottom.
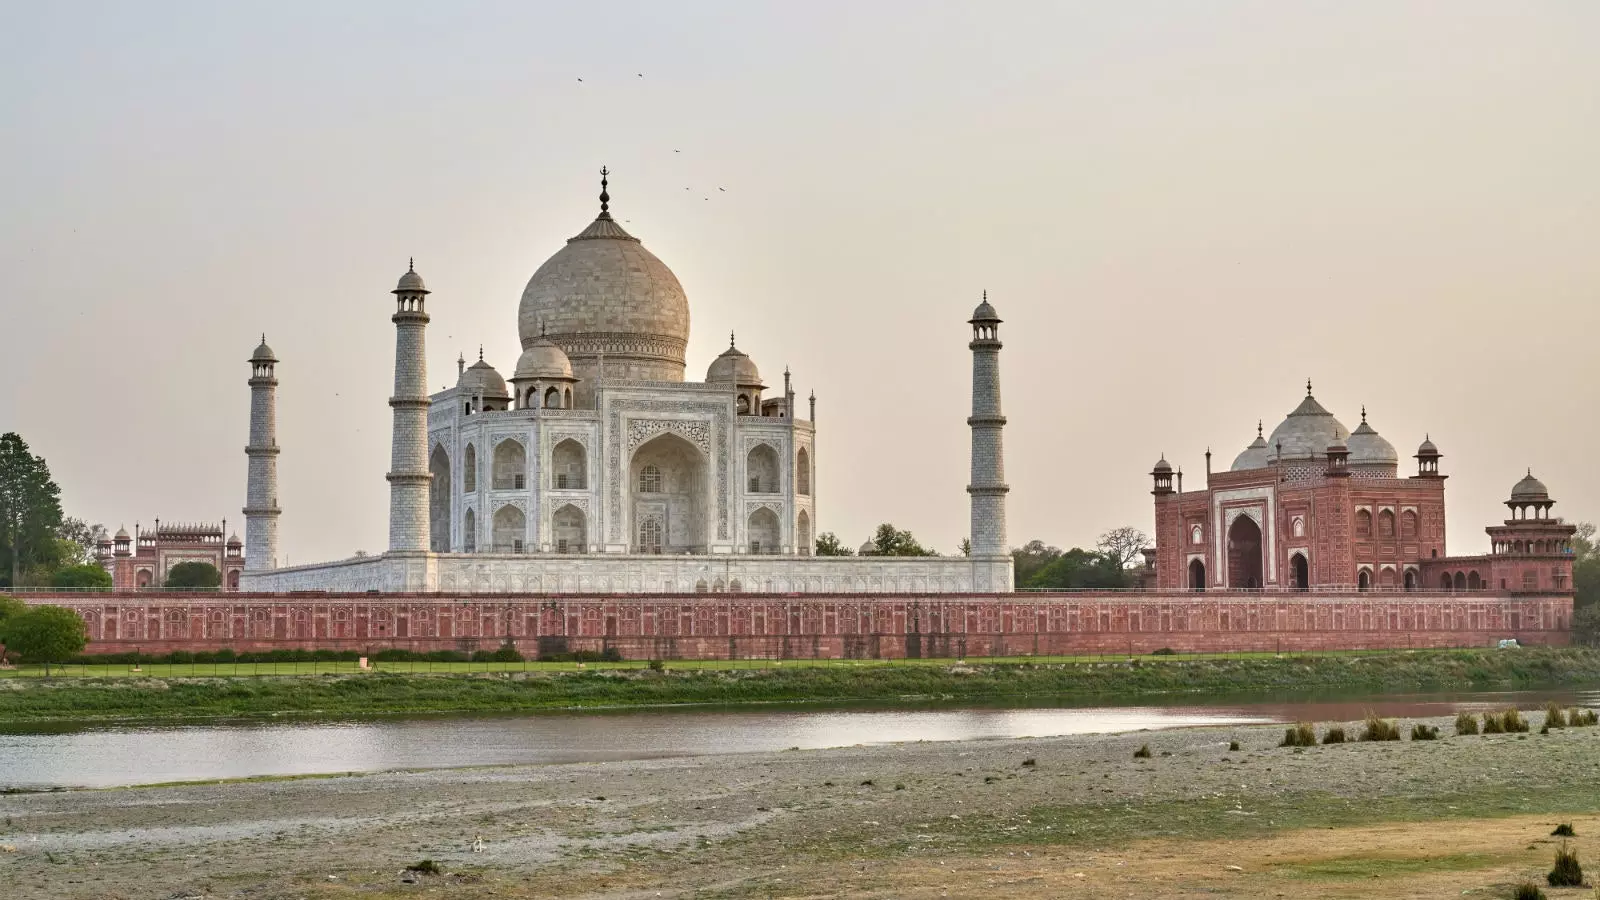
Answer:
[[2, 687, 1596, 789]]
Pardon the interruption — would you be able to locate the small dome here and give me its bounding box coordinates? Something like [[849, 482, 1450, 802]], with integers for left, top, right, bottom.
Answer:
[[394, 261, 428, 294], [1152, 456, 1172, 474], [1510, 470, 1549, 503], [114, 525, 130, 540], [250, 336, 276, 362], [970, 296, 1000, 322], [706, 339, 764, 387], [1231, 423, 1272, 471], [1346, 409, 1398, 465], [456, 354, 509, 399], [1417, 435, 1439, 456], [1267, 383, 1349, 462], [858, 540, 877, 556], [227, 533, 242, 546], [513, 337, 575, 381]]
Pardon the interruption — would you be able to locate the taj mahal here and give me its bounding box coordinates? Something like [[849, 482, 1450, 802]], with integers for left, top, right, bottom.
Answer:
[[240, 172, 1014, 594]]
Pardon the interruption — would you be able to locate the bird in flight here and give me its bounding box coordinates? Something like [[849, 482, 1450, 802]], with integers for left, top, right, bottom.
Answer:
[[719, 187, 726, 192]]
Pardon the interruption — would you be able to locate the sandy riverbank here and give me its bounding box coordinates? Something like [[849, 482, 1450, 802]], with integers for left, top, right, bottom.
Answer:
[[3, 709, 1599, 899]]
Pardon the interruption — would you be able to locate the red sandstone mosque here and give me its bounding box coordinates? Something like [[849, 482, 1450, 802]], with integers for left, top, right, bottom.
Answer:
[[1149, 382, 1576, 599], [93, 521, 246, 590]]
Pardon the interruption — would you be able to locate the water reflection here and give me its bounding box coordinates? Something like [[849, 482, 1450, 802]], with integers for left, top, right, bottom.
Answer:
[[2, 686, 1595, 789]]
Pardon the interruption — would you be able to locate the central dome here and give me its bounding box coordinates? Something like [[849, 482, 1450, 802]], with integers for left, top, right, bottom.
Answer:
[[1267, 384, 1349, 462], [516, 175, 690, 399]]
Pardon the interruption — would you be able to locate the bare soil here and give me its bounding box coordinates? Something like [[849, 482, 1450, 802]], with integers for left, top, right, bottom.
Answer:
[[3, 714, 1598, 898]]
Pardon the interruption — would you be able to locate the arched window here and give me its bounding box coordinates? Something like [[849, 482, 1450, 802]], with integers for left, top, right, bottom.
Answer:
[[462, 508, 476, 553], [1188, 558, 1206, 591], [1190, 524, 1203, 545], [638, 516, 664, 554], [1377, 510, 1396, 539], [1354, 509, 1372, 538], [493, 504, 526, 553], [1403, 569, 1417, 592], [1358, 569, 1371, 592], [736, 394, 750, 415], [796, 447, 811, 496], [638, 465, 662, 493], [746, 444, 780, 494], [552, 504, 586, 554], [462, 444, 477, 493], [544, 386, 560, 409], [1439, 572, 1452, 592], [1378, 567, 1397, 591], [1453, 571, 1467, 592], [1401, 510, 1419, 539], [797, 510, 812, 556], [1467, 571, 1481, 590], [493, 440, 526, 490], [552, 439, 586, 490], [1291, 516, 1305, 538], [136, 570, 152, 588]]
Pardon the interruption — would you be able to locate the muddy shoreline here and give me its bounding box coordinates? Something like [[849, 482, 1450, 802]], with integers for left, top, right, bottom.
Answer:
[[4, 709, 1599, 899]]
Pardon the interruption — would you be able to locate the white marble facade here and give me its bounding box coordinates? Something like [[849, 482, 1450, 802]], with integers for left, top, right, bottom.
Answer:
[[242, 172, 1014, 594]]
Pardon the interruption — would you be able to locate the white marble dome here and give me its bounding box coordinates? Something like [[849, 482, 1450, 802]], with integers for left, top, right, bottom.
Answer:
[[517, 202, 689, 383], [706, 341, 763, 387], [1346, 411, 1398, 466], [1231, 424, 1272, 471], [1267, 388, 1349, 462], [513, 336, 575, 381], [457, 356, 508, 399]]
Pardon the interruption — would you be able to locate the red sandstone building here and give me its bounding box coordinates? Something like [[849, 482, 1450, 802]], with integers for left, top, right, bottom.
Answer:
[[1150, 383, 1576, 602], [94, 520, 246, 590]]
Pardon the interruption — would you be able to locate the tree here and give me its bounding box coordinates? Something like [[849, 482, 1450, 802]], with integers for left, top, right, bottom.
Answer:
[[814, 532, 853, 556], [1574, 603, 1600, 647], [869, 523, 938, 557], [56, 518, 105, 567], [1012, 540, 1063, 587], [1096, 526, 1152, 570], [1571, 522, 1598, 614], [51, 564, 112, 591], [1, 605, 87, 675], [1027, 547, 1129, 591], [165, 561, 222, 589], [0, 433, 64, 588], [958, 538, 972, 557]]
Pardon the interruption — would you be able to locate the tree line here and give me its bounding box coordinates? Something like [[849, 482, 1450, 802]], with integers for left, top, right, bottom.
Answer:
[[814, 523, 1153, 590]]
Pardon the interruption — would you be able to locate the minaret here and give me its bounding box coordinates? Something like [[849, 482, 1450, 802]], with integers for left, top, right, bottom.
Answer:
[[388, 260, 432, 552], [244, 335, 281, 571], [967, 292, 1009, 559]]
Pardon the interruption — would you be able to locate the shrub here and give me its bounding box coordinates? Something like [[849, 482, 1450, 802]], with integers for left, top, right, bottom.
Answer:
[[1570, 709, 1598, 727], [1511, 881, 1546, 900], [1322, 726, 1346, 744], [405, 860, 441, 876], [1500, 708, 1530, 733], [1279, 723, 1317, 748], [647, 659, 665, 672], [1548, 842, 1582, 887], [1133, 744, 1152, 758], [1410, 723, 1439, 741], [1544, 701, 1567, 729], [1228, 739, 1241, 752], [163, 560, 221, 589], [1455, 712, 1480, 735], [1150, 647, 1176, 656], [1483, 712, 1505, 734], [1359, 714, 1401, 742], [1021, 758, 1036, 767], [1552, 824, 1576, 837], [894, 783, 906, 791]]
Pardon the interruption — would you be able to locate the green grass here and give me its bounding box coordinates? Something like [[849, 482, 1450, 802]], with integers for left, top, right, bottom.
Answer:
[[2, 648, 1599, 724], [1272, 852, 1501, 880]]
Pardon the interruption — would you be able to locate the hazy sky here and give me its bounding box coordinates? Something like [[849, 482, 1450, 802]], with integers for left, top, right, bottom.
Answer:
[[3, 2, 1596, 564]]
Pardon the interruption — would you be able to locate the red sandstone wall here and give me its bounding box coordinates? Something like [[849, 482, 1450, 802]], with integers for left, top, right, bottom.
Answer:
[[11, 590, 1573, 659]]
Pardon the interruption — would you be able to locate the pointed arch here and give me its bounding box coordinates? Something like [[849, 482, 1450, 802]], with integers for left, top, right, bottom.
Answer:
[[1358, 569, 1371, 592], [552, 503, 586, 554], [746, 443, 779, 493], [1377, 509, 1396, 539], [796, 446, 811, 496], [797, 510, 812, 556], [493, 439, 526, 490], [1289, 552, 1309, 591], [1226, 514, 1263, 589], [552, 439, 586, 490], [1354, 509, 1372, 538], [1401, 509, 1419, 539], [462, 443, 477, 493], [492, 504, 526, 553], [428, 444, 451, 552], [747, 507, 780, 555], [1188, 558, 1206, 591], [463, 507, 476, 553]]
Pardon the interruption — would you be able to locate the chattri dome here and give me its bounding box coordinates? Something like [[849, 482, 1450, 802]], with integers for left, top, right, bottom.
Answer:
[[1267, 382, 1349, 462], [1231, 422, 1271, 471], [456, 353, 508, 399], [513, 336, 575, 381], [1346, 408, 1398, 466], [706, 337, 763, 387], [1510, 470, 1549, 503], [516, 171, 689, 384], [394, 261, 428, 294]]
